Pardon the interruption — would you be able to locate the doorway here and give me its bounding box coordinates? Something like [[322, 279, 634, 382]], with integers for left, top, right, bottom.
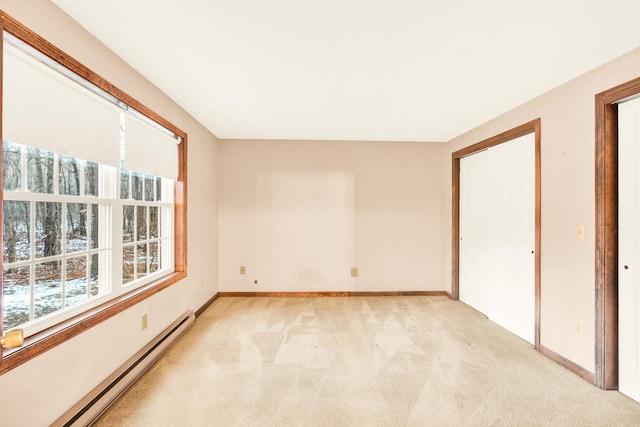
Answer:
[[459, 133, 535, 343], [617, 95, 640, 402], [595, 76, 640, 391], [452, 119, 541, 350]]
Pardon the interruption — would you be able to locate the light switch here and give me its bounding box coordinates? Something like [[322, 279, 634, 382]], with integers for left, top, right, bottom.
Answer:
[[576, 224, 585, 240]]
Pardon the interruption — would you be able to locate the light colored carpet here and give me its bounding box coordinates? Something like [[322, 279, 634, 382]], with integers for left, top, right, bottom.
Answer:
[[95, 296, 640, 426]]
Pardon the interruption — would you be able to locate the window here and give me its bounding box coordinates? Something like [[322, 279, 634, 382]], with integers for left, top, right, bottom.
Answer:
[[2, 142, 175, 336], [2, 142, 112, 333], [0, 13, 187, 374], [120, 170, 173, 286]]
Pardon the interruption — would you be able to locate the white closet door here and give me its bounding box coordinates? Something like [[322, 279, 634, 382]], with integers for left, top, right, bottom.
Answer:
[[460, 133, 535, 344], [460, 149, 492, 316], [618, 96, 640, 403]]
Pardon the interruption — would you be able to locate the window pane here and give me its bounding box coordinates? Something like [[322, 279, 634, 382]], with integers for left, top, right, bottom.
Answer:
[[120, 169, 130, 199], [3, 200, 30, 263], [137, 206, 147, 240], [85, 161, 99, 197], [66, 203, 87, 253], [65, 255, 87, 307], [90, 253, 99, 296], [34, 260, 62, 319], [3, 140, 22, 191], [136, 243, 147, 278], [3, 266, 30, 331], [149, 242, 159, 273], [132, 172, 143, 201], [123, 245, 134, 284], [27, 147, 54, 194], [149, 206, 159, 239], [59, 156, 80, 196], [123, 205, 134, 243], [36, 201, 62, 258], [90, 204, 99, 249], [156, 176, 162, 202], [145, 175, 154, 201]]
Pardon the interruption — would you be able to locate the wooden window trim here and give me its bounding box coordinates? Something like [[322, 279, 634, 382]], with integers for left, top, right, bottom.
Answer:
[[594, 76, 640, 390], [0, 11, 188, 375], [451, 119, 542, 350]]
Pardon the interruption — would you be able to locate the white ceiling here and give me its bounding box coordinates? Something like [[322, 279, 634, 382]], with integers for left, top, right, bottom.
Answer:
[[52, 0, 640, 142]]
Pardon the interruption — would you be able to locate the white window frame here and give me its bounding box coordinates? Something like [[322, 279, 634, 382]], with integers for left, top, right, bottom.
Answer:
[[2, 140, 176, 336]]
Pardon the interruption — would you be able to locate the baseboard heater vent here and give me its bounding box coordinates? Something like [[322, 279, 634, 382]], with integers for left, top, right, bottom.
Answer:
[[52, 310, 196, 427]]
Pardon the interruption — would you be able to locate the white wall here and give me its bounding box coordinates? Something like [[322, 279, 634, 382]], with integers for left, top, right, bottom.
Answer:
[[219, 139, 446, 292], [444, 47, 640, 373], [0, 1, 219, 425]]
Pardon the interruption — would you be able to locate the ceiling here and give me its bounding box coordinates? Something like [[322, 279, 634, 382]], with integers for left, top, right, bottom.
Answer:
[[52, 0, 640, 142]]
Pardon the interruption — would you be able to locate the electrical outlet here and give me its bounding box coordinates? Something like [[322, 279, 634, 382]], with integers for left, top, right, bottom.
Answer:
[[142, 313, 148, 331], [575, 320, 583, 335], [240, 266, 246, 275], [351, 267, 358, 277]]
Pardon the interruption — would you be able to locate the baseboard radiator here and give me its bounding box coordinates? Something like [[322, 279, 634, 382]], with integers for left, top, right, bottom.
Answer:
[[52, 310, 196, 427]]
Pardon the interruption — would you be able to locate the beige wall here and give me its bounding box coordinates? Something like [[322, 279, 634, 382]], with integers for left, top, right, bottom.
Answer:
[[0, 1, 219, 425], [445, 47, 640, 373], [2, 1, 640, 424], [219, 139, 447, 292], [219, 47, 640, 376]]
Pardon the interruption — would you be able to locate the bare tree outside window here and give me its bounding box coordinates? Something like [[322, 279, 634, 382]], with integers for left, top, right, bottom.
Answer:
[[120, 169, 130, 200], [85, 161, 99, 197], [59, 156, 80, 196], [132, 172, 143, 201], [28, 147, 54, 194], [3, 140, 21, 191], [2, 201, 29, 264], [145, 175, 154, 201]]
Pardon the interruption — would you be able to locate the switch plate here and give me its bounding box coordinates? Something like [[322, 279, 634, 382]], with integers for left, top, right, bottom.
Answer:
[[240, 266, 246, 275], [576, 224, 585, 240], [351, 267, 358, 277], [142, 313, 148, 331], [200, 278, 204, 288], [575, 320, 583, 335]]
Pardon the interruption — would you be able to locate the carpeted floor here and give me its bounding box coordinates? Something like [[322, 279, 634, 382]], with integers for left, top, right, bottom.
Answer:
[[95, 296, 640, 426]]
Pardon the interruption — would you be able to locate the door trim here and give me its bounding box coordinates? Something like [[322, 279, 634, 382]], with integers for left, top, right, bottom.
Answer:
[[451, 118, 541, 350], [594, 76, 640, 389]]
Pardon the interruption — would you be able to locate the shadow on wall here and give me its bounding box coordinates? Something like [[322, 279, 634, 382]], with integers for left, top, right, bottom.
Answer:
[[257, 171, 355, 290]]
